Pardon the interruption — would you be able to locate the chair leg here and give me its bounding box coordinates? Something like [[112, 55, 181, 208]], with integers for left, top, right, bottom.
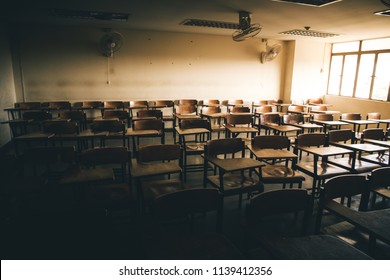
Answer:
[[370, 192, 377, 208]]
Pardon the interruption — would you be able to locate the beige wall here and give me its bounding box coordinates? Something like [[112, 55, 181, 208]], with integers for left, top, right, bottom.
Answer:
[[0, 24, 17, 147], [16, 24, 288, 104], [2, 23, 389, 148], [290, 40, 330, 104], [325, 95, 390, 120]]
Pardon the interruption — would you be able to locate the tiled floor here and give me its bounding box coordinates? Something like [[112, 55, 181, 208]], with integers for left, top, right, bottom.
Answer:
[[1, 130, 389, 260]]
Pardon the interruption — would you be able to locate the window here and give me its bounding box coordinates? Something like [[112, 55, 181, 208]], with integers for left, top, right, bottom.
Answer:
[[372, 53, 390, 101], [355, 54, 375, 99], [340, 55, 357, 97], [327, 56, 342, 95], [327, 38, 390, 101]]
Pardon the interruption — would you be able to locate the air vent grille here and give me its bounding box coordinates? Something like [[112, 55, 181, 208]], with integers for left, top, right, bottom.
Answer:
[[181, 19, 239, 29], [52, 9, 129, 22], [272, 0, 342, 7], [374, 9, 390, 16], [280, 29, 339, 38]]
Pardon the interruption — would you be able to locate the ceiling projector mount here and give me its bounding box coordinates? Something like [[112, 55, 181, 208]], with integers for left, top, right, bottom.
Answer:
[[232, 11, 262, 42]]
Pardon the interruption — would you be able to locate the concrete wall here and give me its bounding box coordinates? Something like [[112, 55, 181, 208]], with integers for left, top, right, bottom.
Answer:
[[15, 24, 288, 104], [0, 23, 17, 147]]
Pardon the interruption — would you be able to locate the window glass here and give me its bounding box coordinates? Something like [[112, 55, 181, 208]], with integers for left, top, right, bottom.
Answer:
[[372, 53, 390, 101], [361, 38, 390, 51], [355, 54, 375, 99], [332, 41, 359, 53], [340, 55, 357, 97], [327, 56, 343, 95]]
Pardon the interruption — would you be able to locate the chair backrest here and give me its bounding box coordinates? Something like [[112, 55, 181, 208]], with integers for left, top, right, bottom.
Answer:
[[273, 99, 283, 104], [228, 99, 244, 106], [361, 128, 385, 141], [254, 100, 269, 105], [133, 119, 164, 131], [340, 113, 361, 120], [136, 109, 163, 119], [103, 110, 129, 120], [320, 174, 369, 211], [252, 135, 289, 149], [178, 99, 197, 106], [288, 105, 305, 113], [80, 147, 129, 166], [129, 100, 148, 108], [154, 100, 174, 107], [175, 105, 197, 115], [283, 114, 303, 125], [152, 188, 221, 219], [152, 188, 221, 222], [22, 146, 76, 177], [226, 114, 253, 126], [261, 113, 280, 125], [59, 110, 86, 122], [92, 119, 125, 133], [297, 133, 326, 147], [201, 106, 221, 115], [82, 101, 103, 108], [138, 144, 181, 162], [103, 101, 124, 110], [246, 189, 311, 235], [15, 102, 41, 109], [23, 146, 76, 165], [369, 167, 390, 189], [48, 101, 71, 110], [255, 105, 273, 114], [313, 114, 333, 121], [328, 129, 354, 143], [43, 121, 78, 135], [307, 97, 323, 105], [366, 112, 381, 120], [311, 105, 328, 111], [22, 111, 52, 121], [180, 119, 211, 130], [205, 138, 245, 158], [232, 106, 251, 113], [202, 99, 220, 107]]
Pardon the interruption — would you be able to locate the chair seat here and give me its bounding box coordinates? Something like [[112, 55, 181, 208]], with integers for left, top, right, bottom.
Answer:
[[130, 159, 181, 178], [330, 157, 381, 173], [211, 124, 225, 131], [142, 178, 184, 202], [261, 165, 305, 183], [185, 143, 205, 152], [296, 162, 350, 179], [85, 183, 132, 208], [225, 126, 258, 133], [60, 166, 115, 185], [207, 173, 264, 195], [373, 187, 390, 199], [360, 153, 389, 166]]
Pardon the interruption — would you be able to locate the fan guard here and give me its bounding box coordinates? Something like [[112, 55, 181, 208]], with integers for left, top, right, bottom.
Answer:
[[261, 43, 282, 63], [99, 32, 123, 57], [232, 11, 262, 42]]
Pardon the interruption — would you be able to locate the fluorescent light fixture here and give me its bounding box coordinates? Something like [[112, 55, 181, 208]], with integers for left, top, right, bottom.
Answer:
[[272, 0, 342, 7], [280, 29, 339, 38]]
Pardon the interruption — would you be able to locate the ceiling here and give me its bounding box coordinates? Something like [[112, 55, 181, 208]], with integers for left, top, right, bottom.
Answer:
[[2, 0, 390, 43]]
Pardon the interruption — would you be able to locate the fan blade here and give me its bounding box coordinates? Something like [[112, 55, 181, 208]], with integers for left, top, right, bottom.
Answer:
[[232, 24, 262, 41]]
